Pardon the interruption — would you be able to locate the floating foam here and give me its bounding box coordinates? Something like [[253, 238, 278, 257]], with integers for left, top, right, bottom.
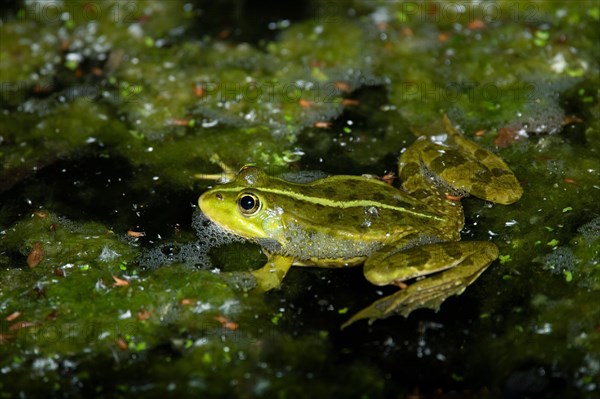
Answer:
[[139, 211, 243, 269]]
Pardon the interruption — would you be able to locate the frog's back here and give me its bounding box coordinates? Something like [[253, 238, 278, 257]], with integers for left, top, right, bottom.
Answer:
[[274, 174, 437, 214], [260, 175, 450, 252]]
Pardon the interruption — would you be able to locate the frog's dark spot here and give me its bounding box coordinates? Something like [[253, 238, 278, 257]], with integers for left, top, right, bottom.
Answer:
[[443, 243, 464, 259], [403, 247, 431, 268], [475, 149, 489, 161], [429, 150, 465, 173], [327, 209, 344, 224], [321, 187, 336, 198], [371, 192, 387, 202], [345, 180, 358, 189], [473, 170, 492, 183], [462, 257, 475, 267], [427, 159, 444, 174], [491, 167, 510, 177], [357, 224, 370, 233]]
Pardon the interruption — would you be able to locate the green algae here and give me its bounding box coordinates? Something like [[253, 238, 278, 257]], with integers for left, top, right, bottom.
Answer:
[[1, 0, 600, 398]]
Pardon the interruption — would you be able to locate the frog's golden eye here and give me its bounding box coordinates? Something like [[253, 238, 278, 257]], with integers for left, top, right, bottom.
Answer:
[[238, 193, 260, 215]]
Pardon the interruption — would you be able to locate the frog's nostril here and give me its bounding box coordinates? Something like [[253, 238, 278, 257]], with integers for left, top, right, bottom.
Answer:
[[216, 193, 223, 200]]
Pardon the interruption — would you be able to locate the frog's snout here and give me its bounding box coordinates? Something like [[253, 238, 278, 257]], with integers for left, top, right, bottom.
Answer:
[[198, 191, 224, 215]]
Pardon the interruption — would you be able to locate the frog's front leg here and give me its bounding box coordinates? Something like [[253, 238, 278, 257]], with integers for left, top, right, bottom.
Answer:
[[341, 241, 498, 329], [251, 253, 294, 292]]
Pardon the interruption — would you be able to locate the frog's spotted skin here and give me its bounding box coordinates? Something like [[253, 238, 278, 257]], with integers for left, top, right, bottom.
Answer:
[[401, 117, 522, 206], [199, 116, 523, 328]]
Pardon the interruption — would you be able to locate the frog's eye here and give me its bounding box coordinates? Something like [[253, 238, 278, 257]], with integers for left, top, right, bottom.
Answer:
[[238, 193, 261, 215]]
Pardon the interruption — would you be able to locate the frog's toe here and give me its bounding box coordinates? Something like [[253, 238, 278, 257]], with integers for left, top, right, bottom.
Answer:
[[341, 280, 459, 329], [340, 292, 410, 330], [340, 306, 384, 330]]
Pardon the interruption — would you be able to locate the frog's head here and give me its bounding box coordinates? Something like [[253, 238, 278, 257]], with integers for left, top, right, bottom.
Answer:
[[198, 166, 282, 241]]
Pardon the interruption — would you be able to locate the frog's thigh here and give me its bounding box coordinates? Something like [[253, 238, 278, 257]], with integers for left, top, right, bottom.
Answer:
[[364, 241, 498, 286], [251, 254, 294, 292]]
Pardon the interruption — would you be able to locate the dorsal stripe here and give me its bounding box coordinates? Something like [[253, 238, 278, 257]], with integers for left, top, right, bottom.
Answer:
[[214, 186, 444, 221]]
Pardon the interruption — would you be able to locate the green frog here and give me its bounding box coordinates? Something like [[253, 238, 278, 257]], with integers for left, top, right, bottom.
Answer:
[[198, 117, 522, 328]]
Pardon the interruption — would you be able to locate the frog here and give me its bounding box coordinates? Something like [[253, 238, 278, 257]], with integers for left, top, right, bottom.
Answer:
[[198, 116, 522, 328]]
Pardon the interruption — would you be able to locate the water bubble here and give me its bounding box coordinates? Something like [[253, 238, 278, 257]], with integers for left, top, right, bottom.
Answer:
[[139, 212, 243, 269], [538, 247, 578, 275], [366, 206, 380, 217], [578, 217, 600, 244]]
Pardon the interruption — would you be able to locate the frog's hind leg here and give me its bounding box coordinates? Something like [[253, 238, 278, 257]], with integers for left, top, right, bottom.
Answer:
[[399, 137, 465, 236], [341, 241, 498, 329], [401, 117, 522, 206]]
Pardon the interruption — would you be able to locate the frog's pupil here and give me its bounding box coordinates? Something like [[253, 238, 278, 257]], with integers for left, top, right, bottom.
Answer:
[[240, 195, 256, 211]]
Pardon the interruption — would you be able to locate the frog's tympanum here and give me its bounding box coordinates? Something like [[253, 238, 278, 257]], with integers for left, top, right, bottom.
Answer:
[[199, 117, 522, 328]]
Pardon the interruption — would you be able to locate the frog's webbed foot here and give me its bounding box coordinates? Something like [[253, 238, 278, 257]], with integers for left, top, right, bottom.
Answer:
[[340, 286, 419, 329], [341, 273, 467, 329], [341, 241, 498, 329]]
